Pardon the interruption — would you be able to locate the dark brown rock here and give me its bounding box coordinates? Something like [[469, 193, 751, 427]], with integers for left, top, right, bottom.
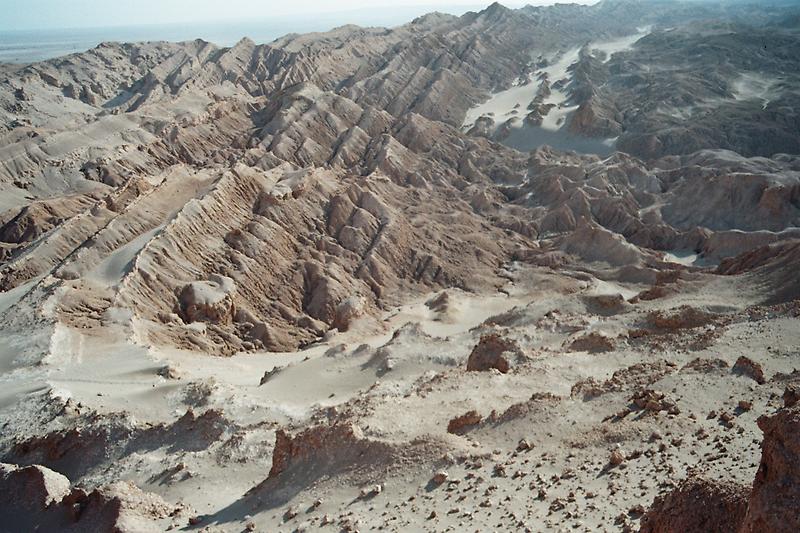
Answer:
[[740, 406, 800, 532], [639, 476, 748, 533], [567, 332, 615, 353], [446, 411, 482, 434], [733, 356, 766, 385], [783, 386, 800, 408], [466, 334, 522, 373]]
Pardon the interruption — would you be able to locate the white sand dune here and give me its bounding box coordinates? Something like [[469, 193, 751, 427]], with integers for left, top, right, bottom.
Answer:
[[462, 27, 650, 154]]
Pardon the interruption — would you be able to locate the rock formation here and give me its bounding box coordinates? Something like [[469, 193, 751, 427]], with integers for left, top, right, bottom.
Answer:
[[639, 476, 749, 533], [0, 0, 798, 530], [642, 404, 800, 533], [0, 463, 176, 532], [740, 406, 800, 532]]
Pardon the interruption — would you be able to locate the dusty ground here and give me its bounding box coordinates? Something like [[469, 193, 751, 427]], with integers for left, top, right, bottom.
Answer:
[[1, 256, 798, 531]]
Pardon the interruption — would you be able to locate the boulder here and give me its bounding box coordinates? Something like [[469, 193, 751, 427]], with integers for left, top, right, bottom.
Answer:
[[466, 334, 523, 373], [732, 356, 766, 385], [332, 296, 365, 332], [567, 332, 615, 353], [178, 274, 236, 324], [446, 410, 482, 434]]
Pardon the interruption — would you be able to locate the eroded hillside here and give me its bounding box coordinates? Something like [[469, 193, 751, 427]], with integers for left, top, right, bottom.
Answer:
[[1, 1, 799, 531]]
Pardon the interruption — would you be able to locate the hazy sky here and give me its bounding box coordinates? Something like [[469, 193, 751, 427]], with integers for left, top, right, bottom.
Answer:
[[0, 0, 585, 32]]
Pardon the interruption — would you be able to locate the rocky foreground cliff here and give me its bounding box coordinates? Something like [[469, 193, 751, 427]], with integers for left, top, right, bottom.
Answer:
[[0, 0, 799, 531]]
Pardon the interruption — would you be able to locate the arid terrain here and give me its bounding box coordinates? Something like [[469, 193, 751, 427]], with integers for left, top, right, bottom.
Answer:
[[1, 0, 800, 531]]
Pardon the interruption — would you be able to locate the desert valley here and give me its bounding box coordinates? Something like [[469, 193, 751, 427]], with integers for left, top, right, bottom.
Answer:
[[1, 0, 800, 531]]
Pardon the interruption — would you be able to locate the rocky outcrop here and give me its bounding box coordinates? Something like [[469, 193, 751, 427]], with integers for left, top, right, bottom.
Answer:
[[783, 386, 800, 408], [64, 481, 174, 533], [7, 408, 231, 481], [642, 404, 800, 532], [681, 358, 730, 374], [733, 356, 766, 385], [446, 410, 483, 434], [178, 274, 236, 324], [268, 423, 395, 479], [739, 406, 800, 532], [567, 332, 615, 353], [0, 463, 174, 532], [0, 463, 71, 512], [639, 476, 749, 533], [646, 306, 718, 332], [332, 296, 365, 332], [571, 361, 675, 400], [630, 389, 679, 414], [466, 334, 524, 373], [8, 425, 117, 481], [0, 196, 97, 247], [717, 240, 800, 305], [561, 222, 646, 266]]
